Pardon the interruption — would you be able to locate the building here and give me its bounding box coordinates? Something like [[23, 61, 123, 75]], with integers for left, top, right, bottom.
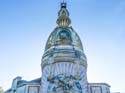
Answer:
[[5, 3, 111, 93]]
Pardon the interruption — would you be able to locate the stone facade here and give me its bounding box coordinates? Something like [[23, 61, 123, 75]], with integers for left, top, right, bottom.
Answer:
[[5, 3, 111, 93], [5, 77, 40, 93], [5, 77, 110, 93], [88, 83, 110, 93]]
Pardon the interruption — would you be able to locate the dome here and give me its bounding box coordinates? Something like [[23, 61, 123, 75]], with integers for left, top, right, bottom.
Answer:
[[44, 3, 84, 52], [45, 27, 83, 51], [41, 3, 87, 70]]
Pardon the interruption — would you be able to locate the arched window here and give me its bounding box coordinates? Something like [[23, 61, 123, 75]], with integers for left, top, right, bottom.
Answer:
[[56, 30, 72, 45]]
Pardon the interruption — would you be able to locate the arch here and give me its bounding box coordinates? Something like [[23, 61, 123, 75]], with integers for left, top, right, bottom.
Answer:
[[55, 29, 72, 45]]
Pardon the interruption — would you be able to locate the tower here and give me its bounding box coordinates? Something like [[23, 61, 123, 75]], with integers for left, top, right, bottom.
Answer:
[[41, 3, 88, 93]]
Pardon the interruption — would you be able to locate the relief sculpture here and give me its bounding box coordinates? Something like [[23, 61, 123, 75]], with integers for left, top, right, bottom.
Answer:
[[47, 74, 82, 93]]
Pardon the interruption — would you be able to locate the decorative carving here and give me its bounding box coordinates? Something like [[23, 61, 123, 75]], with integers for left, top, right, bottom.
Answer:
[[47, 74, 82, 93]]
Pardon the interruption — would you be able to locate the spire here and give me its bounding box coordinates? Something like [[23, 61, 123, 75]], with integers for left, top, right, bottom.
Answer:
[[61, 2, 66, 8], [56, 3, 71, 27]]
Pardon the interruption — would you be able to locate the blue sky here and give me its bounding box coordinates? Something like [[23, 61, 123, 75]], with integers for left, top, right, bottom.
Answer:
[[0, 0, 125, 92]]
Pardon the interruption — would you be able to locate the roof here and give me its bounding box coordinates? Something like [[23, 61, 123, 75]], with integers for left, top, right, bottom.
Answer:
[[88, 83, 111, 87], [17, 77, 41, 87], [5, 77, 41, 92]]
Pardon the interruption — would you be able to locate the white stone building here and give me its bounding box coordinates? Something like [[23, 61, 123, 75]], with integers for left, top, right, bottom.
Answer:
[[5, 3, 111, 93]]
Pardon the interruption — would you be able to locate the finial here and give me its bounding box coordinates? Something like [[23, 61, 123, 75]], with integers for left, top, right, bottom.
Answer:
[[61, 2, 66, 8]]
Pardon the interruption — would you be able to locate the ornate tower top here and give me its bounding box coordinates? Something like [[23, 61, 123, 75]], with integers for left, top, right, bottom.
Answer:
[[44, 2, 84, 52], [56, 3, 71, 27], [42, 2, 87, 70]]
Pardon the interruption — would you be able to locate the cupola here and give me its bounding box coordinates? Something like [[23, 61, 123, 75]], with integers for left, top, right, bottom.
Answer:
[[45, 3, 83, 52], [56, 3, 71, 27]]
